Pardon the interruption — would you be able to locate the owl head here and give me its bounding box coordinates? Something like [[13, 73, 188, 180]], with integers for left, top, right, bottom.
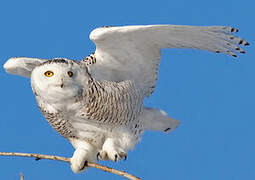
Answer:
[[4, 57, 90, 102]]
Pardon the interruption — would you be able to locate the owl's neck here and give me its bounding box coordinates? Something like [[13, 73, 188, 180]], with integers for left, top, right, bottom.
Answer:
[[34, 86, 83, 114]]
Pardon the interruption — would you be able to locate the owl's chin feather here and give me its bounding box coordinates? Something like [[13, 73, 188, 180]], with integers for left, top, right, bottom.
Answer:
[[33, 82, 81, 104]]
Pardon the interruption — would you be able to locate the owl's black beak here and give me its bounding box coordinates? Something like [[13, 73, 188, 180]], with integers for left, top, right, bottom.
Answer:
[[60, 78, 64, 88]]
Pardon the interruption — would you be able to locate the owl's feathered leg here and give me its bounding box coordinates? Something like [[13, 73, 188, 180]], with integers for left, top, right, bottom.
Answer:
[[98, 138, 127, 162], [70, 139, 98, 173]]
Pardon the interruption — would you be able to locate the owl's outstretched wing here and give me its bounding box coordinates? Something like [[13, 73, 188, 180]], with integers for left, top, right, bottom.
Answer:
[[89, 25, 249, 96], [4, 57, 48, 78]]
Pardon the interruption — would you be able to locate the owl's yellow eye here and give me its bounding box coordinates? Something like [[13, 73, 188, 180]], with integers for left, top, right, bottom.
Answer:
[[67, 71, 73, 77], [44, 71, 54, 77]]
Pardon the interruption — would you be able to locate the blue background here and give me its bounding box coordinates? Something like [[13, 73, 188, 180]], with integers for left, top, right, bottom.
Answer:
[[0, 0, 254, 180]]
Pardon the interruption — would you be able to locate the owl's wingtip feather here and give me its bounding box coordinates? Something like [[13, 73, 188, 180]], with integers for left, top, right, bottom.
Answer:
[[3, 57, 20, 74]]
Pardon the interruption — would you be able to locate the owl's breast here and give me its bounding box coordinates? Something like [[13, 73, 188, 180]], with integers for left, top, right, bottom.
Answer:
[[38, 105, 75, 138], [80, 80, 144, 128], [36, 95, 83, 139]]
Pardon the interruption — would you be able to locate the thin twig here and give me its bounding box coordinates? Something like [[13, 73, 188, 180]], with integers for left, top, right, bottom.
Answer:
[[20, 173, 24, 180], [0, 152, 140, 180]]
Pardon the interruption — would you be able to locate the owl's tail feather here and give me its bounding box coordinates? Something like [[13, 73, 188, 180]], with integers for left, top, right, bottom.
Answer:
[[141, 108, 180, 133]]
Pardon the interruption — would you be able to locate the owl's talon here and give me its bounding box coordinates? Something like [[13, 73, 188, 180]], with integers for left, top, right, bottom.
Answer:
[[98, 149, 127, 162], [96, 152, 100, 161], [35, 157, 41, 161], [81, 161, 88, 171], [114, 154, 118, 162]]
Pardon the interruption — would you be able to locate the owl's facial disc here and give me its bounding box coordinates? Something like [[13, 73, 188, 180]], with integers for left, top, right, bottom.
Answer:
[[31, 59, 85, 102], [43, 69, 74, 88]]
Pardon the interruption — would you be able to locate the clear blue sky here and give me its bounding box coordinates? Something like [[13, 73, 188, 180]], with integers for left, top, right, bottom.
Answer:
[[0, 0, 254, 180]]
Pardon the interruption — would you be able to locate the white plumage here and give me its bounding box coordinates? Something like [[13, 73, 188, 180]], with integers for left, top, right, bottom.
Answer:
[[3, 24, 249, 173]]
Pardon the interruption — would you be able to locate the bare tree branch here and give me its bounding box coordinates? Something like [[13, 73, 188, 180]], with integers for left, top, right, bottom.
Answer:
[[0, 152, 140, 180]]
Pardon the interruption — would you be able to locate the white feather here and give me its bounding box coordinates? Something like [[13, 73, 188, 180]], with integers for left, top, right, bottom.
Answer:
[[141, 108, 180, 133]]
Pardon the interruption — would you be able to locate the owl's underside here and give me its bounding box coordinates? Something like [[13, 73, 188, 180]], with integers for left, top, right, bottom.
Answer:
[[3, 24, 249, 173]]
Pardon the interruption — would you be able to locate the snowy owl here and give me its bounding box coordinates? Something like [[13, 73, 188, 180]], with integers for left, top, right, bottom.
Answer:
[[3, 25, 249, 173]]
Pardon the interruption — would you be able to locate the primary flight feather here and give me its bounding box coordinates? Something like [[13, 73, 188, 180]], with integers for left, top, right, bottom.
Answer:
[[3, 24, 249, 173]]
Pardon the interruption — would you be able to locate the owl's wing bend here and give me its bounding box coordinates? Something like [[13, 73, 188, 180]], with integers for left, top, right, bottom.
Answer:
[[89, 25, 249, 96]]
